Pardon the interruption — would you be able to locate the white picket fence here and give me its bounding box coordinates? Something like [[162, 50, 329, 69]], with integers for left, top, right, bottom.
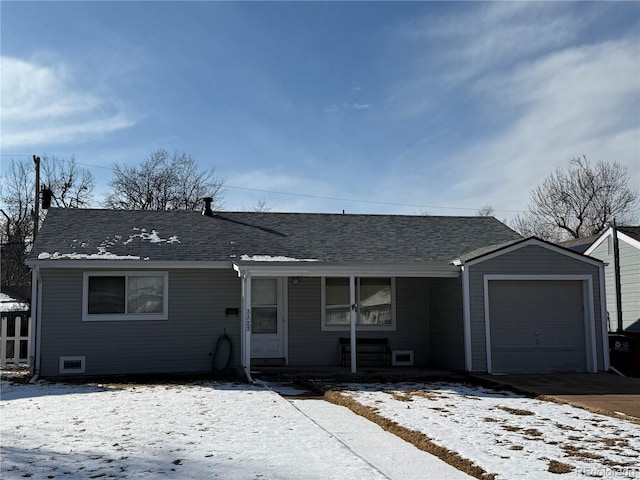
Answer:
[[1, 313, 31, 366]]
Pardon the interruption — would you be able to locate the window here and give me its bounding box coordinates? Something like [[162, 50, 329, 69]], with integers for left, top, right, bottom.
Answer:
[[251, 279, 278, 334], [83, 272, 168, 321], [322, 277, 395, 331]]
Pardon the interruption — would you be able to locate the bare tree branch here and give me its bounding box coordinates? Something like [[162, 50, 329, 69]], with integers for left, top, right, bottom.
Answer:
[[1, 157, 94, 286], [512, 156, 638, 241], [103, 149, 225, 210]]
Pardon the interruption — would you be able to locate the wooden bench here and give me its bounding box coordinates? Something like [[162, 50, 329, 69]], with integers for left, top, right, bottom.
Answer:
[[339, 337, 391, 367]]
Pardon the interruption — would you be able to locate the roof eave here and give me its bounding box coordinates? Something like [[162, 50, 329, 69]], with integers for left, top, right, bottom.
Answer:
[[25, 259, 234, 270], [232, 261, 461, 278], [462, 237, 604, 267]]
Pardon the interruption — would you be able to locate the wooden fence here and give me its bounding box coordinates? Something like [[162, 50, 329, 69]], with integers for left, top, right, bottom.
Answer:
[[1, 313, 30, 366]]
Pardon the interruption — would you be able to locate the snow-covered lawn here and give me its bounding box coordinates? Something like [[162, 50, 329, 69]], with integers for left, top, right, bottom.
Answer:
[[0, 381, 388, 480], [2, 379, 640, 480], [335, 381, 640, 479]]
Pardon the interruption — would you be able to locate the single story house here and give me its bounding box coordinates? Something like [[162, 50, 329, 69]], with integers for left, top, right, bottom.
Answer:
[[25, 206, 609, 379], [584, 226, 640, 333]]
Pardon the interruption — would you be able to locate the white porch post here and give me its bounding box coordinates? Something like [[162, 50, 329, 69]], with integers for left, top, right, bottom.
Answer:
[[350, 275, 357, 373], [241, 273, 253, 381]]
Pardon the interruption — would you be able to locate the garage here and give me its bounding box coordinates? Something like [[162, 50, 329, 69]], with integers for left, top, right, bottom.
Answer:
[[461, 237, 606, 374], [487, 280, 587, 373]]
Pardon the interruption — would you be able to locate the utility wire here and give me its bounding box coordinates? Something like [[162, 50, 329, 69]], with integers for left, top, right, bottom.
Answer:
[[223, 184, 525, 213], [1, 154, 525, 214]]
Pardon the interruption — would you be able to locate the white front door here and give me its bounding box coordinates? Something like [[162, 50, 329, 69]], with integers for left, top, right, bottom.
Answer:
[[250, 278, 284, 358]]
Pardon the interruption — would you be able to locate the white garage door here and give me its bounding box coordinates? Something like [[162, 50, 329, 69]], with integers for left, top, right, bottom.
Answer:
[[488, 280, 586, 373]]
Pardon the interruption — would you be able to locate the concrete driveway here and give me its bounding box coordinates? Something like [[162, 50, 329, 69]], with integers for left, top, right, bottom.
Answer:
[[473, 372, 640, 420]]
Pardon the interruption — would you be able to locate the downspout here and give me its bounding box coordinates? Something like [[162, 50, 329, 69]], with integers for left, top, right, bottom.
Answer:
[[29, 265, 42, 382], [349, 276, 357, 373], [461, 265, 473, 372], [242, 272, 253, 383]]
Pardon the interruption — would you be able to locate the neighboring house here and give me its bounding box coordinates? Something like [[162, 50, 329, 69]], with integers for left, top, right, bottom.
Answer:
[[1, 286, 31, 366], [25, 207, 609, 378], [584, 226, 640, 333]]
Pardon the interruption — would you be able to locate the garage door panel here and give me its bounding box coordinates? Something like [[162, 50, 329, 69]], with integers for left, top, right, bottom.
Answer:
[[489, 280, 586, 373]]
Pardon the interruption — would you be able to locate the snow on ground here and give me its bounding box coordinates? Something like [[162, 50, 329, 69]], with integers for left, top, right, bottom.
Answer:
[[3, 379, 640, 480], [337, 381, 640, 480], [0, 381, 388, 480]]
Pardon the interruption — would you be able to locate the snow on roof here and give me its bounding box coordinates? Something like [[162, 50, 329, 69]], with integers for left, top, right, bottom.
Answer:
[[124, 228, 180, 245], [38, 252, 141, 260], [240, 254, 319, 262], [0, 292, 30, 312]]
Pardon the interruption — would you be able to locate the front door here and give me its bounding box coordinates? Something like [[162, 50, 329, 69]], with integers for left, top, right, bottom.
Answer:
[[250, 278, 284, 358]]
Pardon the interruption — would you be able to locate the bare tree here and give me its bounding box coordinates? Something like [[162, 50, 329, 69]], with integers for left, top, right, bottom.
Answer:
[[512, 156, 638, 242], [104, 149, 224, 210], [252, 198, 271, 212], [476, 205, 494, 217], [1, 157, 94, 286], [42, 155, 95, 208], [1, 160, 34, 286]]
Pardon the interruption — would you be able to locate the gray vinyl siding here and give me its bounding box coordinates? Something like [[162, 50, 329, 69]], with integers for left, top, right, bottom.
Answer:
[[39, 268, 241, 377], [467, 245, 604, 373], [589, 238, 640, 332], [287, 277, 430, 366], [428, 277, 465, 371]]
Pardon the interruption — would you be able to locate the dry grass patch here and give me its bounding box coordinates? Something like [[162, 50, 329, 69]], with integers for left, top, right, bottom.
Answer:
[[498, 406, 534, 416], [547, 460, 574, 474], [411, 391, 442, 401], [384, 391, 413, 402], [523, 428, 543, 437], [501, 425, 522, 432], [324, 390, 497, 480], [560, 444, 605, 461], [603, 437, 630, 448], [554, 423, 577, 431]]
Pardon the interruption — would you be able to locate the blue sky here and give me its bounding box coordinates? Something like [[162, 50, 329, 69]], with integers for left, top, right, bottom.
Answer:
[[1, 1, 639, 219]]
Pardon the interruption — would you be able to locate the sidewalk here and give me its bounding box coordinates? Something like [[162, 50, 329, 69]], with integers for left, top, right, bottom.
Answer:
[[290, 398, 473, 480]]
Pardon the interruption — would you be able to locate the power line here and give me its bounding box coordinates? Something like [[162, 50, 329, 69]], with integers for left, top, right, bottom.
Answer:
[[224, 184, 525, 213], [1, 154, 525, 214]]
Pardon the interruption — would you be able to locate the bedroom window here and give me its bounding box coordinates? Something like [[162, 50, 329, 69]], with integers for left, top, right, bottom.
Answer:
[[321, 277, 395, 331], [83, 272, 168, 321]]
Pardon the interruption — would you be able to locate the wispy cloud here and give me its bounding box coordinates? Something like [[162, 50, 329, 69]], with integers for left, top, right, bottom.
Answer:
[[448, 38, 640, 216], [385, 3, 639, 219], [324, 102, 372, 113], [0, 56, 135, 148]]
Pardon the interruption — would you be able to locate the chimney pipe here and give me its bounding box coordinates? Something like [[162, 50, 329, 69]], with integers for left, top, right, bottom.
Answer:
[[202, 197, 214, 217]]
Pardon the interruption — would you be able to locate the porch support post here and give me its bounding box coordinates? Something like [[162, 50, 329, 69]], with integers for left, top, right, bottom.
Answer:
[[241, 273, 253, 382], [350, 275, 357, 373]]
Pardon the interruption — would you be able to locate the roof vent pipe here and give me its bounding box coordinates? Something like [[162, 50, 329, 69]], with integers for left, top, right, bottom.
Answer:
[[202, 197, 214, 217]]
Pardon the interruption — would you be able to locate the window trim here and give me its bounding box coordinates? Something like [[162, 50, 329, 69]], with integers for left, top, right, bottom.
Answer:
[[321, 277, 396, 332], [82, 271, 169, 322]]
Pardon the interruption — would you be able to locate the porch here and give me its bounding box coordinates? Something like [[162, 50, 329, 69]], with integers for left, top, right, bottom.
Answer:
[[249, 364, 465, 383], [237, 271, 465, 379]]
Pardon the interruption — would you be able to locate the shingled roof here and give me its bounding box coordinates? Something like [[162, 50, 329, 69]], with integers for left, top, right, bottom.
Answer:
[[619, 226, 640, 243], [27, 208, 522, 265]]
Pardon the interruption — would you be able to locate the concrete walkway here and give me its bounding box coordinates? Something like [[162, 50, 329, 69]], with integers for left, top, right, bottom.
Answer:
[[290, 398, 473, 480]]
